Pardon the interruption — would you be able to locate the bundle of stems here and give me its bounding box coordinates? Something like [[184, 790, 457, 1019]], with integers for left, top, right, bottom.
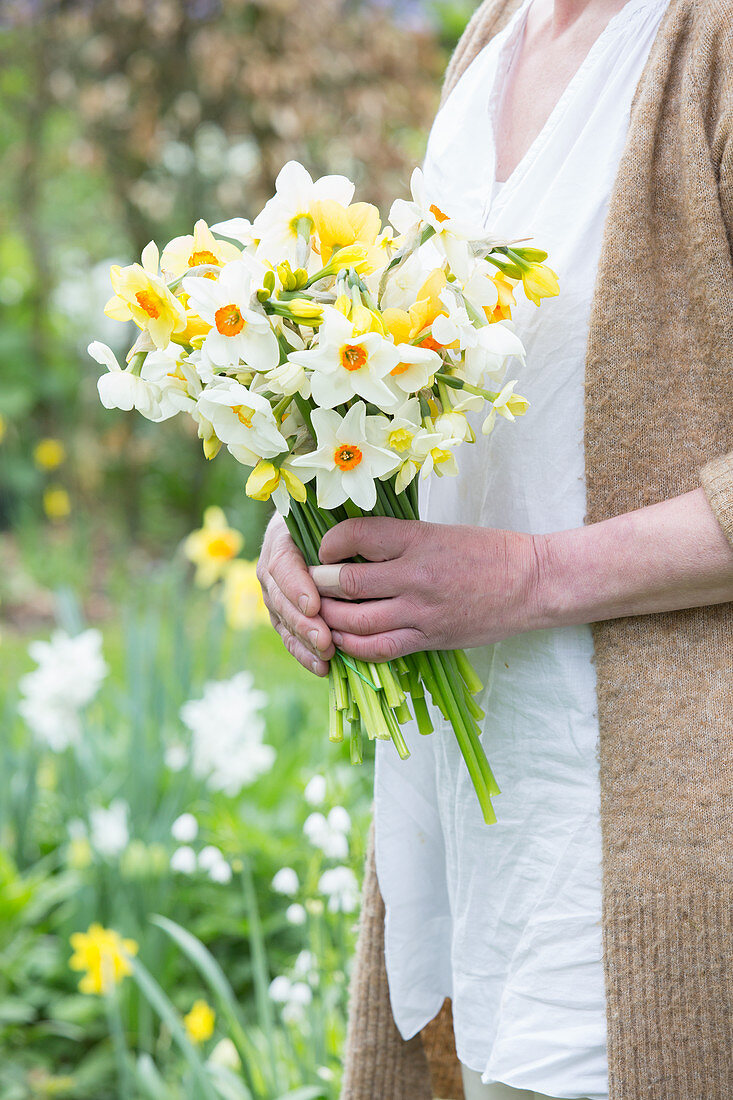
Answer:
[[283, 476, 500, 825]]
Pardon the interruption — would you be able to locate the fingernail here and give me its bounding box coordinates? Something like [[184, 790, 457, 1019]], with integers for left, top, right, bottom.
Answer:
[[311, 657, 321, 674], [308, 628, 320, 651], [311, 564, 343, 597], [332, 631, 343, 647], [298, 594, 309, 613]]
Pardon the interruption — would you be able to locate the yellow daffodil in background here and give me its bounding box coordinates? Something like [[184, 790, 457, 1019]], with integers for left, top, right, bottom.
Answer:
[[33, 438, 66, 471], [522, 262, 560, 306], [160, 218, 241, 280], [105, 241, 187, 349], [183, 999, 216, 1044], [0, 413, 6, 443], [69, 924, 138, 995], [220, 559, 269, 630], [184, 506, 244, 587], [43, 486, 71, 521]]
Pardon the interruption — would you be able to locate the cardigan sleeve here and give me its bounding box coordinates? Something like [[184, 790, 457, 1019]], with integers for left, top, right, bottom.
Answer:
[[701, 453, 733, 548]]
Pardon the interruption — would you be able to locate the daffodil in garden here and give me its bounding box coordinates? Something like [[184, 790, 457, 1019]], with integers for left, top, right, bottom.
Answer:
[[69, 924, 138, 995], [220, 559, 269, 630], [33, 438, 66, 470], [104, 241, 187, 349], [183, 999, 216, 1044], [184, 506, 243, 587], [43, 486, 71, 520]]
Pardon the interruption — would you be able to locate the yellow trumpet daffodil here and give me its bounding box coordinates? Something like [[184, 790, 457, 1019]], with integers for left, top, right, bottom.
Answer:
[[220, 560, 269, 630], [69, 923, 138, 995], [105, 242, 187, 349], [33, 438, 66, 471], [184, 506, 244, 588], [184, 999, 216, 1044]]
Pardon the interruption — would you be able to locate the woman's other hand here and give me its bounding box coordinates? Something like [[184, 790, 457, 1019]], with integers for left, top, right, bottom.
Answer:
[[310, 516, 542, 662], [257, 514, 335, 675]]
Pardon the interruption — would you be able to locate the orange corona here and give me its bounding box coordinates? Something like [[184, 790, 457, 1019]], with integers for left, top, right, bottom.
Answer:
[[429, 203, 449, 223], [340, 344, 368, 372], [334, 443, 363, 471], [215, 304, 245, 336], [135, 290, 162, 319]]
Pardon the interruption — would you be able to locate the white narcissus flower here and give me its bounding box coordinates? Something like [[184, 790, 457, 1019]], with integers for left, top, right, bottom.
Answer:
[[160, 218, 241, 279], [388, 168, 484, 279], [288, 308, 400, 410], [291, 402, 398, 511], [89, 800, 129, 859], [463, 321, 526, 386], [139, 346, 203, 418], [89, 341, 167, 422], [482, 380, 530, 435], [196, 379, 287, 467], [183, 260, 279, 371], [272, 867, 299, 896], [252, 160, 354, 266], [386, 341, 441, 397], [460, 256, 501, 318]]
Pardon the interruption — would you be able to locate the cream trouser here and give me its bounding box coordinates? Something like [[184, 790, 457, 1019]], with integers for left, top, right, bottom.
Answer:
[[458, 1064, 590, 1100]]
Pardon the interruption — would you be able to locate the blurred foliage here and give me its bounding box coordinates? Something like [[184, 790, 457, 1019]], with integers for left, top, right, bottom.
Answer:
[[0, 0, 473, 553]]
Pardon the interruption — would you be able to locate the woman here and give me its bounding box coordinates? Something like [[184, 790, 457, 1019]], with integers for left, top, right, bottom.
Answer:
[[256, 1, 733, 1097]]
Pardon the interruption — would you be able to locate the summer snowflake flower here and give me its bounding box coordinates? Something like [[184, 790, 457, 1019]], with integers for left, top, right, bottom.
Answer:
[[268, 975, 313, 1023], [18, 628, 108, 750], [291, 402, 398, 511], [171, 845, 197, 875], [318, 866, 360, 913], [104, 241, 186, 349], [180, 672, 274, 796], [288, 307, 400, 409], [303, 807, 351, 858], [272, 867, 299, 896], [183, 259, 279, 371], [69, 924, 138, 995], [160, 218, 241, 279], [184, 506, 244, 588], [252, 159, 355, 266], [196, 379, 287, 466], [304, 774, 327, 806], [171, 813, 198, 843], [286, 903, 307, 925]]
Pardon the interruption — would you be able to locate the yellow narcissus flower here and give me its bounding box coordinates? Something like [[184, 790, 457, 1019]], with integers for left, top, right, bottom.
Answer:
[[246, 459, 307, 515], [522, 263, 560, 306], [311, 200, 381, 267], [487, 272, 517, 322], [184, 999, 216, 1044], [43, 486, 71, 520], [104, 241, 187, 349], [33, 438, 66, 471], [220, 560, 269, 630], [160, 219, 241, 280], [69, 924, 138, 995], [184, 506, 244, 588]]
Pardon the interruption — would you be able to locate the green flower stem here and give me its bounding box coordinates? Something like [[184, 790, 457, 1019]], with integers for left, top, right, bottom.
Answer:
[[454, 647, 484, 695], [435, 371, 499, 402], [104, 986, 132, 1100]]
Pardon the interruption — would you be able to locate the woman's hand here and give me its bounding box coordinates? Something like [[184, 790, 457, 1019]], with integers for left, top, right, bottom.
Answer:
[[257, 514, 335, 676], [309, 516, 543, 662]]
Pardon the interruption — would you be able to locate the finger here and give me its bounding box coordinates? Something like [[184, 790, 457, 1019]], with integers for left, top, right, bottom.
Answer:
[[266, 580, 334, 657], [310, 559, 406, 601], [331, 627, 427, 663], [319, 516, 417, 566], [320, 596, 417, 637], [267, 531, 322, 617], [274, 620, 330, 676]]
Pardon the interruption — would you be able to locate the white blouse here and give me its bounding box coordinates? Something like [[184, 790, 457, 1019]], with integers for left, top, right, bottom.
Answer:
[[372, 1, 670, 1098]]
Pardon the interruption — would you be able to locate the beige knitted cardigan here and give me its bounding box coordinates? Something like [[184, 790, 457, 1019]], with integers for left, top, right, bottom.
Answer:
[[340, 1, 733, 1098]]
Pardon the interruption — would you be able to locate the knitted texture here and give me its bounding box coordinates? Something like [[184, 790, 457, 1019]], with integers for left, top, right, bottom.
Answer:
[[341, 2, 733, 1097]]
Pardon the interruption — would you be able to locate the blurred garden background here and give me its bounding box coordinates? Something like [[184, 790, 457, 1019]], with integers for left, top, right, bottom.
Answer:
[[0, 0, 472, 1096]]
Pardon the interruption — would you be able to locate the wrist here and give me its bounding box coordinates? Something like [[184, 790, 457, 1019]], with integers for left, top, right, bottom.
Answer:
[[529, 526, 590, 630]]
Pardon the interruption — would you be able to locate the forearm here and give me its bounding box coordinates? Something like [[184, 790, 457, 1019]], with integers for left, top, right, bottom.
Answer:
[[536, 488, 733, 628]]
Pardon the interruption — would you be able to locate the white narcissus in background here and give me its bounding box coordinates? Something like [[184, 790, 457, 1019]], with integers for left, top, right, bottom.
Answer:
[[196, 379, 287, 467], [291, 402, 399, 511], [288, 308, 400, 410], [182, 259, 279, 371]]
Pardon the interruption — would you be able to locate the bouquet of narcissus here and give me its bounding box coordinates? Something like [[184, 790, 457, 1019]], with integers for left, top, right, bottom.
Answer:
[[91, 161, 558, 823]]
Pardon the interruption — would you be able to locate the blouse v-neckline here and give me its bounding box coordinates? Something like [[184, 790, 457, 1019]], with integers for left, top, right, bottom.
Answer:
[[488, 0, 665, 201]]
